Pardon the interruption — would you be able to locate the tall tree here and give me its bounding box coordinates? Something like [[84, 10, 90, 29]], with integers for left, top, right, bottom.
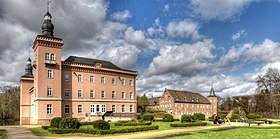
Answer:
[[256, 68, 280, 94], [0, 86, 20, 120]]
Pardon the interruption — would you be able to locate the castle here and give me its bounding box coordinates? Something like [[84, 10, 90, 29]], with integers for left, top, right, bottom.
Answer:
[[20, 9, 137, 125]]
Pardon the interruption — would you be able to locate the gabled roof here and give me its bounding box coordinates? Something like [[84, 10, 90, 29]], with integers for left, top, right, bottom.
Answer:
[[166, 89, 211, 104], [148, 97, 160, 106], [64, 56, 121, 70]]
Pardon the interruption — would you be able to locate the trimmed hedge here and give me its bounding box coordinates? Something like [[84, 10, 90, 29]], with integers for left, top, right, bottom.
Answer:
[[181, 114, 193, 123], [170, 121, 207, 127], [163, 114, 174, 122], [80, 121, 95, 126], [115, 121, 152, 126], [142, 114, 154, 121], [59, 118, 80, 129], [154, 118, 179, 122], [194, 113, 205, 121], [48, 125, 159, 135], [50, 117, 63, 128], [42, 126, 50, 130], [247, 114, 261, 119], [93, 120, 110, 130]]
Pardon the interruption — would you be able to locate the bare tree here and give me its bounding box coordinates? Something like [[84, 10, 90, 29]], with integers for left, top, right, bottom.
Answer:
[[0, 86, 20, 120], [256, 68, 280, 94]]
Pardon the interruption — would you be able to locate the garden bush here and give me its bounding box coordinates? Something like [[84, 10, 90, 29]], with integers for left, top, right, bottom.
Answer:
[[42, 126, 50, 130], [80, 121, 95, 126], [181, 114, 193, 123], [48, 125, 159, 134], [114, 121, 152, 126], [93, 120, 110, 130], [163, 114, 174, 122], [170, 121, 207, 127], [194, 113, 205, 120], [247, 114, 261, 119], [231, 114, 240, 120], [50, 117, 63, 128], [59, 118, 80, 129], [142, 114, 154, 121]]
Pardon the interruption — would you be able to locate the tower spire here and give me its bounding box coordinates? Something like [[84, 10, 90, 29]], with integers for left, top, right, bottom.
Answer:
[[41, 0, 54, 37], [209, 86, 216, 97]]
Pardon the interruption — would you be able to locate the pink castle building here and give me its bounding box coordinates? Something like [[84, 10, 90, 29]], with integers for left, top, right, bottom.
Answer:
[[20, 10, 137, 125]]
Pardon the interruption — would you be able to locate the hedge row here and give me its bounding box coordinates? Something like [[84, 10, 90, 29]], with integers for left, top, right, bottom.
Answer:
[[48, 125, 159, 135], [170, 121, 207, 127], [80, 121, 95, 126], [153, 118, 180, 122], [114, 121, 152, 126], [42, 126, 50, 130]]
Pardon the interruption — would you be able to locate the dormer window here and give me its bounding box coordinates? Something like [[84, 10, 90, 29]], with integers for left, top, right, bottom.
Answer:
[[95, 62, 102, 68]]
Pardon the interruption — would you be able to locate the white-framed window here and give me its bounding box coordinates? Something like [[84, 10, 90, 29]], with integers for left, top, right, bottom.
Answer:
[[65, 89, 70, 98], [47, 87, 52, 96], [130, 105, 133, 112], [101, 91, 105, 99], [112, 91, 116, 99], [130, 92, 133, 99], [47, 69, 53, 78], [45, 53, 50, 60], [64, 105, 70, 114], [112, 78, 116, 84], [78, 89, 82, 98], [101, 104, 106, 113], [90, 104, 95, 113], [101, 77, 105, 84], [122, 92, 125, 99], [121, 79, 125, 85], [90, 75, 94, 83], [90, 90, 94, 98], [112, 105, 116, 112], [50, 53, 55, 60], [96, 105, 100, 112], [129, 80, 133, 86], [64, 73, 69, 81], [122, 105, 125, 112], [47, 104, 52, 114], [78, 74, 82, 82], [78, 105, 83, 114]]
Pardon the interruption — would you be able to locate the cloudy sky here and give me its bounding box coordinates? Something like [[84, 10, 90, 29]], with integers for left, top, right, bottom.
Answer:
[[1, 0, 280, 98]]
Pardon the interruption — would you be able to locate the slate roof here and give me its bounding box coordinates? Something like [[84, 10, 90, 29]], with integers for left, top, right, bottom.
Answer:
[[148, 97, 160, 106], [166, 89, 211, 104], [64, 56, 121, 70]]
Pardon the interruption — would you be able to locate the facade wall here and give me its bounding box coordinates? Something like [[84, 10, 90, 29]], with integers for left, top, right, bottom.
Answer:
[[20, 78, 33, 125]]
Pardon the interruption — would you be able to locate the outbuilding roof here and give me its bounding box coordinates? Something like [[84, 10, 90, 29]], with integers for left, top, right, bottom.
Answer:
[[166, 89, 211, 104]]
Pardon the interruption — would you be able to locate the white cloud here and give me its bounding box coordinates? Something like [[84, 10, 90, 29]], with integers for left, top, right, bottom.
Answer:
[[147, 18, 165, 38], [147, 39, 215, 76], [111, 10, 131, 22], [189, 0, 253, 21], [218, 39, 280, 70], [124, 27, 148, 47], [232, 30, 246, 41], [166, 20, 202, 41], [163, 4, 170, 12]]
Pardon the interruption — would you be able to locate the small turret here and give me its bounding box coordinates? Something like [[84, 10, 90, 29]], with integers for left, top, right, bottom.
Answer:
[[24, 57, 33, 77]]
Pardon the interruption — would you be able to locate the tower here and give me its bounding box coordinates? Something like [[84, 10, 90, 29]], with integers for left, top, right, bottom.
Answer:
[[31, 7, 64, 124], [207, 87, 218, 116], [20, 57, 34, 125]]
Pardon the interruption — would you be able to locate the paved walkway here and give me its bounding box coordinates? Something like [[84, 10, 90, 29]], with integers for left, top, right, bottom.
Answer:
[[0, 122, 279, 139]]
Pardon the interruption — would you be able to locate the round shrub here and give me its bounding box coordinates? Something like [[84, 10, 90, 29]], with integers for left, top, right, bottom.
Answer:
[[142, 114, 154, 121], [194, 113, 205, 121], [50, 117, 63, 128], [163, 114, 174, 122], [59, 118, 80, 129], [181, 114, 192, 123], [231, 114, 240, 120], [93, 120, 110, 130]]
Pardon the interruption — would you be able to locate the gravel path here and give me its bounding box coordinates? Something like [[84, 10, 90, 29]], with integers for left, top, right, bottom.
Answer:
[[0, 122, 279, 139]]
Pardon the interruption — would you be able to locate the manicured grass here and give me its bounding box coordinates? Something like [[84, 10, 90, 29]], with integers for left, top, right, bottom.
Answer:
[[151, 121, 181, 130], [30, 127, 54, 136], [153, 126, 280, 139], [0, 129, 7, 139]]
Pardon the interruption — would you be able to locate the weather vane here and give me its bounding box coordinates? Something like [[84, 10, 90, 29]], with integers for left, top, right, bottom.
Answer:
[[46, 0, 51, 12]]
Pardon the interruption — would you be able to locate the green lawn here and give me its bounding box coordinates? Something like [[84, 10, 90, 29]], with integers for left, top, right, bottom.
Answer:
[[149, 126, 280, 139], [0, 129, 6, 139], [151, 121, 181, 130]]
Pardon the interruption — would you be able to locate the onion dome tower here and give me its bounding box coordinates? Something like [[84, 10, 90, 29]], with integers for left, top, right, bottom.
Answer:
[[41, 4, 54, 37], [24, 57, 33, 77]]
